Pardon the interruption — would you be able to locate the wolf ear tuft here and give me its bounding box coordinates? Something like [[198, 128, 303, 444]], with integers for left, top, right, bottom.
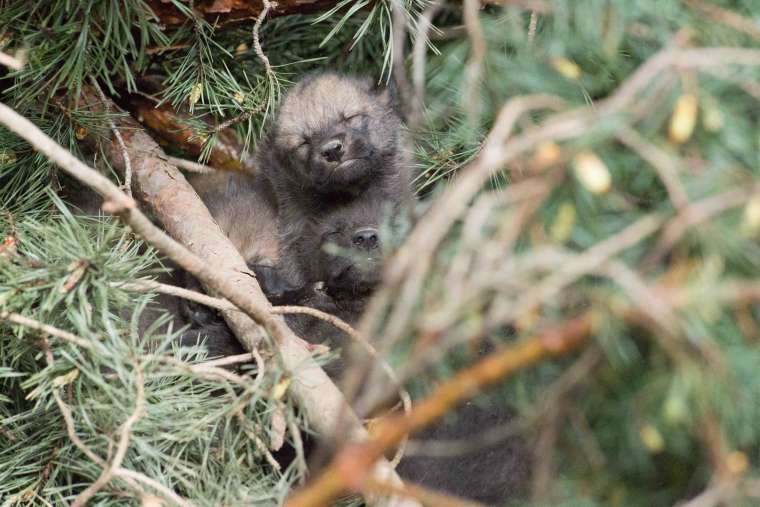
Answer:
[[373, 77, 402, 115]]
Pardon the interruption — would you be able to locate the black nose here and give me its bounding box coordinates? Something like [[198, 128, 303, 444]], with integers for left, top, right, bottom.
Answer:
[[320, 138, 344, 163], [352, 228, 379, 251]]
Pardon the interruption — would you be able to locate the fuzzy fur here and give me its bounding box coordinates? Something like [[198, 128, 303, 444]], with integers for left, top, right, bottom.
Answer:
[[255, 71, 414, 288]]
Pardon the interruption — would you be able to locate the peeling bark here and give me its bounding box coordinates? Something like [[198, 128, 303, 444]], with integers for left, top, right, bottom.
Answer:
[[146, 0, 340, 26], [127, 95, 257, 174]]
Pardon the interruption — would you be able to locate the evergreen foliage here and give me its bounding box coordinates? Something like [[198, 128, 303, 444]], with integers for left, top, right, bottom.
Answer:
[[2, 0, 760, 506]]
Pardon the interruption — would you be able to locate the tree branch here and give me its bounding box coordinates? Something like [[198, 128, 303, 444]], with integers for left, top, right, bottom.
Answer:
[[145, 0, 341, 27], [126, 95, 257, 173]]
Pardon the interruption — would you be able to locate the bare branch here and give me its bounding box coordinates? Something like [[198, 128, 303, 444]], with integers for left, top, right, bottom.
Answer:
[[684, 0, 760, 40], [245, 0, 276, 118], [462, 0, 487, 122], [617, 126, 689, 210], [411, 0, 443, 127], [118, 279, 366, 347], [361, 47, 760, 368], [0, 49, 26, 70], [151, 354, 264, 394], [488, 213, 664, 325], [200, 352, 257, 368], [363, 477, 489, 507], [91, 78, 133, 197], [644, 187, 755, 266], [1, 311, 94, 349], [161, 155, 217, 174], [527, 10, 538, 44]]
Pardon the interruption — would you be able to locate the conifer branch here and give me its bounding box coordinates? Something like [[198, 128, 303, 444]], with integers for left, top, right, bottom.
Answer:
[[71, 362, 145, 507], [0, 100, 285, 347], [384, 46, 760, 290], [41, 339, 196, 507]]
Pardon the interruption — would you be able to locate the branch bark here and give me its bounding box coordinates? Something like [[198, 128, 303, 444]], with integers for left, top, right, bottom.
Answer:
[[127, 95, 257, 173], [145, 0, 340, 27]]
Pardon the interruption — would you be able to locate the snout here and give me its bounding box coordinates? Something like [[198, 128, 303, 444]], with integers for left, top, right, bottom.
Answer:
[[324, 260, 382, 298], [309, 127, 380, 193], [352, 227, 379, 251], [323, 228, 383, 297], [320, 137, 344, 163]]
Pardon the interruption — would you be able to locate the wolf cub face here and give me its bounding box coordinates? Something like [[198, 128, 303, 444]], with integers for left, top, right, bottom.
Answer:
[[265, 72, 402, 195], [312, 196, 391, 296]]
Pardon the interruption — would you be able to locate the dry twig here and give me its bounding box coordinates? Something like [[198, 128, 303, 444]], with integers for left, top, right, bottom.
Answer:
[[411, 0, 443, 127], [462, 0, 487, 123], [0, 49, 25, 70], [527, 10, 538, 44], [489, 213, 664, 325], [91, 78, 133, 197], [684, 0, 760, 40], [644, 187, 755, 266], [363, 477, 488, 507], [211, 0, 275, 133], [0, 311, 94, 349], [161, 155, 217, 174], [117, 279, 365, 345], [616, 126, 689, 210]]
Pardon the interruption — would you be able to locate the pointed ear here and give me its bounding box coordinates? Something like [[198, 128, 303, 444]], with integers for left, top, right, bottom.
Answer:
[[374, 77, 402, 114]]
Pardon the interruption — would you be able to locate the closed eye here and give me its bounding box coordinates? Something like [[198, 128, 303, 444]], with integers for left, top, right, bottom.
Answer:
[[296, 139, 309, 154], [344, 113, 366, 126], [321, 230, 342, 241]]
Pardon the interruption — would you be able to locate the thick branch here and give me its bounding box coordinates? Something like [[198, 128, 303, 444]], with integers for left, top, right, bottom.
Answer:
[[145, 0, 340, 27], [127, 96, 256, 173]]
